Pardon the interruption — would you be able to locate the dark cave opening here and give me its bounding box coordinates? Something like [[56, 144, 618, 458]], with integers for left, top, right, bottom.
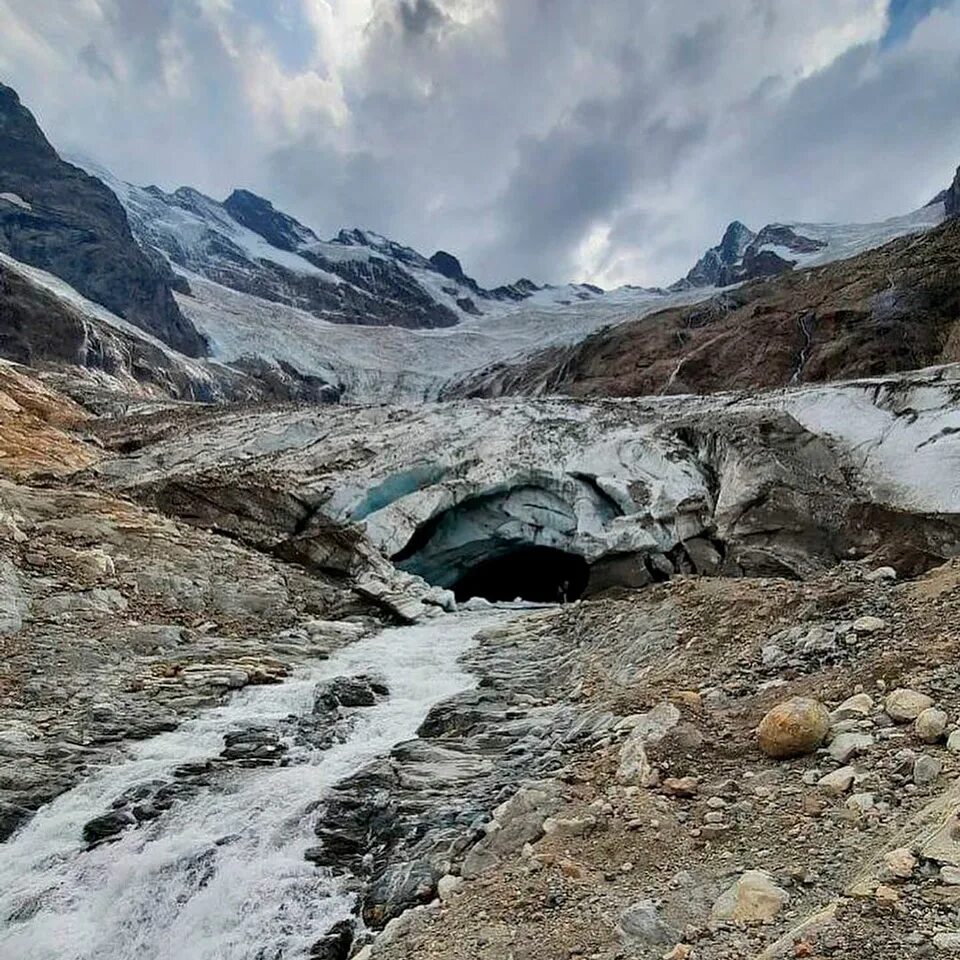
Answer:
[[452, 546, 590, 603]]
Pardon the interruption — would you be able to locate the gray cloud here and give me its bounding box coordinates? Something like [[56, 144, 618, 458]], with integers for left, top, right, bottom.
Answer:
[[397, 0, 448, 37], [1, 0, 958, 287], [78, 43, 114, 82]]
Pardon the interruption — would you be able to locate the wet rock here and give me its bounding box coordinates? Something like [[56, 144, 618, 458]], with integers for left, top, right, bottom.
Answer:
[[757, 697, 830, 759], [363, 859, 439, 928], [82, 809, 137, 845], [314, 675, 388, 714], [310, 920, 354, 960], [884, 688, 934, 723], [220, 726, 287, 763], [711, 870, 790, 923], [0, 800, 31, 841], [618, 899, 679, 947]]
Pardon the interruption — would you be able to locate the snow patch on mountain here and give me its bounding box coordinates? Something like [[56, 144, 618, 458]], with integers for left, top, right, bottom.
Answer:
[[176, 272, 709, 403], [679, 201, 947, 289]]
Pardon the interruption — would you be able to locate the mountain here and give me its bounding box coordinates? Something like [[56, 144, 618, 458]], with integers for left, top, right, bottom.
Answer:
[[75, 158, 608, 331], [0, 250, 341, 412], [0, 84, 206, 357], [444, 210, 960, 400], [947, 164, 960, 217], [675, 202, 946, 290]]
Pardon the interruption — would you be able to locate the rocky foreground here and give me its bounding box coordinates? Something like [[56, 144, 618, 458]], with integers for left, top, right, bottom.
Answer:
[[3, 355, 960, 958], [368, 562, 960, 959]]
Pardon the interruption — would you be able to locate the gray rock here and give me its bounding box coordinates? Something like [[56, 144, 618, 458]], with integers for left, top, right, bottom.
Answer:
[[618, 900, 678, 948], [828, 732, 874, 763], [914, 754, 943, 786], [309, 920, 354, 960], [915, 708, 948, 743], [82, 809, 137, 845], [0, 558, 27, 636], [363, 860, 439, 927], [885, 688, 934, 723]]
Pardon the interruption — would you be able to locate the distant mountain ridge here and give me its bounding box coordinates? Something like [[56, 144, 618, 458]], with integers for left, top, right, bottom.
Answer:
[[674, 192, 952, 291], [0, 83, 206, 357], [75, 157, 610, 331]]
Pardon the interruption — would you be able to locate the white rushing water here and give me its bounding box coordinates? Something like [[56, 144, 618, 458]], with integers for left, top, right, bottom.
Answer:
[[0, 611, 510, 960]]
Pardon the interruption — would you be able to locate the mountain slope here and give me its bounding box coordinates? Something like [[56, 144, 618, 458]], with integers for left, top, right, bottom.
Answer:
[[0, 250, 341, 411], [444, 213, 960, 400], [0, 84, 205, 357], [76, 158, 611, 331]]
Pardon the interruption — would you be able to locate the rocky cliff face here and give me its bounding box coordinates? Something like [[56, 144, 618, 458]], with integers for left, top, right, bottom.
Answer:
[[946, 165, 960, 218], [0, 85, 206, 357], [674, 220, 829, 289], [0, 252, 341, 411]]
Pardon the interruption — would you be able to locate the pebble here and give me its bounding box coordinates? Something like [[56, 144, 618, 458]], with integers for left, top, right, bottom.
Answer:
[[663, 777, 699, 798], [852, 616, 886, 635]]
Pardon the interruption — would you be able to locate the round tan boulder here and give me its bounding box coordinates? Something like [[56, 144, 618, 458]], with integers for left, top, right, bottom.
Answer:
[[757, 697, 831, 759]]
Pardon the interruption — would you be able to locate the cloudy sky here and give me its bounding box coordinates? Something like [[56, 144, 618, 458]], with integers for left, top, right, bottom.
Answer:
[[1, 0, 958, 287]]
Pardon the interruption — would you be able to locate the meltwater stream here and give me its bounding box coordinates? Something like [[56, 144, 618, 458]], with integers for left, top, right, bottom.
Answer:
[[0, 611, 511, 960]]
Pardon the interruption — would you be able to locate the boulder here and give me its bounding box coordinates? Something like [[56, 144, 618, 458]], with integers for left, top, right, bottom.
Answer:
[[915, 707, 948, 743], [617, 702, 681, 784], [757, 698, 830, 759], [711, 870, 790, 923], [618, 900, 679, 947], [310, 920, 353, 960], [885, 689, 934, 723], [363, 859, 439, 928], [82, 809, 137, 846]]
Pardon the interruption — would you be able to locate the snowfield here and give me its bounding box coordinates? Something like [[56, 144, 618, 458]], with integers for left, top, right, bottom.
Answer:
[[176, 273, 712, 403]]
